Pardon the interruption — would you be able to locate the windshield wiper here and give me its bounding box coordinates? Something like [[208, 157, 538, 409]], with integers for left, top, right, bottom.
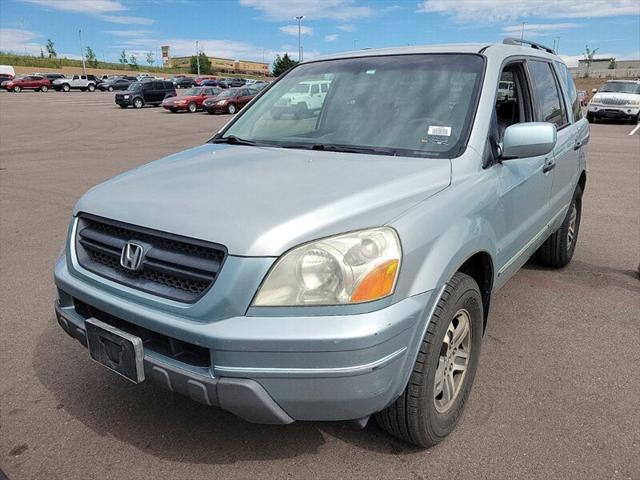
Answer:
[[308, 143, 398, 156], [211, 135, 257, 146]]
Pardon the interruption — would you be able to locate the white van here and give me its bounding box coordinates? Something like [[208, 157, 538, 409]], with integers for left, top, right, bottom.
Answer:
[[0, 65, 16, 78]]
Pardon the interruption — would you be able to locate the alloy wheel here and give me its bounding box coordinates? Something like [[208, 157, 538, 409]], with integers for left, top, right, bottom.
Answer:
[[567, 203, 578, 251], [434, 309, 472, 413]]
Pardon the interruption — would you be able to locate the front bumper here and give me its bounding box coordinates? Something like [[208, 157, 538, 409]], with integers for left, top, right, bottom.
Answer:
[[587, 105, 639, 119], [204, 104, 226, 113], [54, 252, 436, 423], [163, 103, 188, 111]]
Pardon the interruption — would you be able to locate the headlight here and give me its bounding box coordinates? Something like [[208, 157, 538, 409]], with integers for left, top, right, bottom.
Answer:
[[253, 227, 401, 306], [123, 94, 130, 99], [175, 100, 187, 105], [216, 100, 227, 105], [626, 99, 640, 106]]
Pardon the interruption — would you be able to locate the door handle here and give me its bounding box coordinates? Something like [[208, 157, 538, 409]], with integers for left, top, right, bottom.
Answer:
[[573, 140, 582, 151], [542, 162, 556, 173]]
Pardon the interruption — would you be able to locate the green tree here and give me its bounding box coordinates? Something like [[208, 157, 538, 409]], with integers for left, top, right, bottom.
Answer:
[[85, 46, 98, 68], [189, 52, 211, 74], [583, 45, 599, 77], [45, 39, 57, 58], [146, 51, 154, 67], [272, 53, 298, 77], [129, 54, 138, 70], [119, 49, 128, 65]]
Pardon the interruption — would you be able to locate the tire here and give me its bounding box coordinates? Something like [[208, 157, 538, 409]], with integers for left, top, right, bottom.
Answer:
[[119, 104, 127, 109], [188, 102, 197, 113], [62, 84, 70, 92], [227, 103, 237, 114], [88, 83, 95, 92], [108, 86, 114, 92], [133, 98, 144, 109], [535, 186, 582, 268], [40, 85, 48, 92], [586, 113, 594, 123], [375, 272, 483, 448], [13, 85, 21, 93]]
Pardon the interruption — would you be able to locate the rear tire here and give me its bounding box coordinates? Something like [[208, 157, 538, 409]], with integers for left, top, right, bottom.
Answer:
[[535, 186, 582, 268], [375, 272, 483, 448]]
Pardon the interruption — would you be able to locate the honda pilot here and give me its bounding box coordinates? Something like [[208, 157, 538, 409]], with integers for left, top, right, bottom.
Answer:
[[115, 80, 176, 109], [54, 39, 588, 447]]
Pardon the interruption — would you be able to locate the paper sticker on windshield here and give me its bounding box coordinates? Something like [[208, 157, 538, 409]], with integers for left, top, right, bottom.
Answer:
[[422, 125, 452, 145], [427, 126, 451, 136]]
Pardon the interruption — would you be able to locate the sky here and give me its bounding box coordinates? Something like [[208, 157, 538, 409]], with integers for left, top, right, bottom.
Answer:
[[0, 0, 638, 68]]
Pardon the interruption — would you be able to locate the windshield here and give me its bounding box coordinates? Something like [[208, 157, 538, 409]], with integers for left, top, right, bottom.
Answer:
[[599, 82, 640, 94], [220, 54, 484, 157], [218, 89, 238, 98], [183, 88, 201, 95], [129, 82, 143, 91]]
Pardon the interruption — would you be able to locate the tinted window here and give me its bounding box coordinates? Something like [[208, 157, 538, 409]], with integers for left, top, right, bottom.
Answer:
[[153, 81, 164, 90], [528, 60, 567, 128], [310, 84, 320, 94], [556, 62, 581, 121], [164, 81, 174, 89]]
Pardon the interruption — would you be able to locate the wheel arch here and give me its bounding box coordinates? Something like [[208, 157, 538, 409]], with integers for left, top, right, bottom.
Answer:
[[578, 170, 587, 194], [456, 251, 494, 331]]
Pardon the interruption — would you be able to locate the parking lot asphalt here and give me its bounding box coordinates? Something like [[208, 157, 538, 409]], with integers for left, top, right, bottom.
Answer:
[[1, 91, 639, 480]]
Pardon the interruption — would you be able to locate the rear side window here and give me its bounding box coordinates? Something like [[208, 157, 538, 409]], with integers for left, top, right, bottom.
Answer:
[[164, 81, 173, 89], [528, 60, 567, 128], [153, 81, 164, 90], [555, 61, 581, 121]]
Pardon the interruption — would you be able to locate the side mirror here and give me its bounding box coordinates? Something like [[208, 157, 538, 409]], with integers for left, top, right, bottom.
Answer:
[[591, 88, 597, 94], [502, 122, 557, 159]]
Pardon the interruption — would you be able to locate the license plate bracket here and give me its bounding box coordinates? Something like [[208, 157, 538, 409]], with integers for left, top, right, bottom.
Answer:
[[85, 318, 145, 383]]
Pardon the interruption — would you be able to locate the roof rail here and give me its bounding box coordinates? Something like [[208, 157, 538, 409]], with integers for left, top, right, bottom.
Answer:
[[503, 37, 556, 55]]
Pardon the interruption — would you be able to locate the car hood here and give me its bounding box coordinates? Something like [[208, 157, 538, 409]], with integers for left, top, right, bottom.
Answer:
[[592, 92, 639, 102], [74, 144, 452, 256]]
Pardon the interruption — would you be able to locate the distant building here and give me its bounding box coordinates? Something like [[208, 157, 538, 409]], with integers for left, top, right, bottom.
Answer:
[[573, 58, 640, 78], [164, 50, 270, 76]]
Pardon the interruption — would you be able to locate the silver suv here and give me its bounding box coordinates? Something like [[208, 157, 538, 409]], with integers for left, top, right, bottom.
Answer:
[[54, 38, 589, 447]]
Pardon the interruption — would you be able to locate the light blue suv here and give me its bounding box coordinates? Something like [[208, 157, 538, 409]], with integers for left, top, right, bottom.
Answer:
[[54, 38, 589, 447]]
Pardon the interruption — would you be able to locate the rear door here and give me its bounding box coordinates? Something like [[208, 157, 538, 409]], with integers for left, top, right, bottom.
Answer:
[[527, 59, 577, 229]]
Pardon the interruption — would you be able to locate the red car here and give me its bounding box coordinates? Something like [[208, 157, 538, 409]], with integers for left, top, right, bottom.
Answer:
[[5, 75, 51, 92], [202, 87, 257, 114], [161, 86, 222, 113]]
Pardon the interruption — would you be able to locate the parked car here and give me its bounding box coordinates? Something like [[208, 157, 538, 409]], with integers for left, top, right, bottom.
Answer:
[[226, 77, 246, 87], [4, 75, 51, 92], [202, 87, 257, 114], [201, 79, 228, 88], [194, 76, 216, 85], [250, 81, 269, 91], [0, 74, 15, 88], [54, 39, 588, 448], [98, 78, 132, 91], [0, 65, 15, 79], [587, 79, 640, 123], [39, 73, 66, 85], [115, 80, 176, 108], [161, 86, 222, 113], [271, 80, 331, 119], [577, 90, 588, 107], [173, 77, 196, 89], [52, 75, 97, 92]]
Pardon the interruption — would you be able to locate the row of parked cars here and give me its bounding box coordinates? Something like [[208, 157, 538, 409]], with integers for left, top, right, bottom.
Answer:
[[0, 70, 269, 95]]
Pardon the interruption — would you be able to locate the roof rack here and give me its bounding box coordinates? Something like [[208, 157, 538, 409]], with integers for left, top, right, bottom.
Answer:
[[503, 37, 556, 55]]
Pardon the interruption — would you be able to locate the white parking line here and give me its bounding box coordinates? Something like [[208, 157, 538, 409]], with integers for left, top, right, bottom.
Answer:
[[629, 123, 640, 136]]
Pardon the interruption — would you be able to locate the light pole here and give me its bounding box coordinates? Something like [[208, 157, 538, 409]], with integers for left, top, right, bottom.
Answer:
[[196, 40, 201, 76], [79, 29, 87, 75], [520, 22, 526, 40], [295, 15, 305, 62]]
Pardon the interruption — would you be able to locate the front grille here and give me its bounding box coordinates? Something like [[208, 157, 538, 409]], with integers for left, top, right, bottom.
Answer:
[[75, 214, 226, 302], [74, 298, 211, 367], [599, 97, 628, 106]]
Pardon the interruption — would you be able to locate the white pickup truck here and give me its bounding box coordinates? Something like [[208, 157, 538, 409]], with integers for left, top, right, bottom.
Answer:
[[52, 75, 97, 92]]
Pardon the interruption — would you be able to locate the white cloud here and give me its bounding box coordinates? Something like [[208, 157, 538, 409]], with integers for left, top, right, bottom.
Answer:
[[21, 0, 125, 13], [279, 25, 313, 36], [417, 0, 640, 22], [324, 34, 339, 42], [20, 0, 154, 25], [502, 22, 579, 37], [0, 28, 43, 55], [239, 0, 373, 21], [337, 24, 356, 32], [105, 30, 155, 37]]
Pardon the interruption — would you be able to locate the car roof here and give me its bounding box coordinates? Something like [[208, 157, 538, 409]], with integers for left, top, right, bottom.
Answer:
[[310, 42, 562, 63]]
